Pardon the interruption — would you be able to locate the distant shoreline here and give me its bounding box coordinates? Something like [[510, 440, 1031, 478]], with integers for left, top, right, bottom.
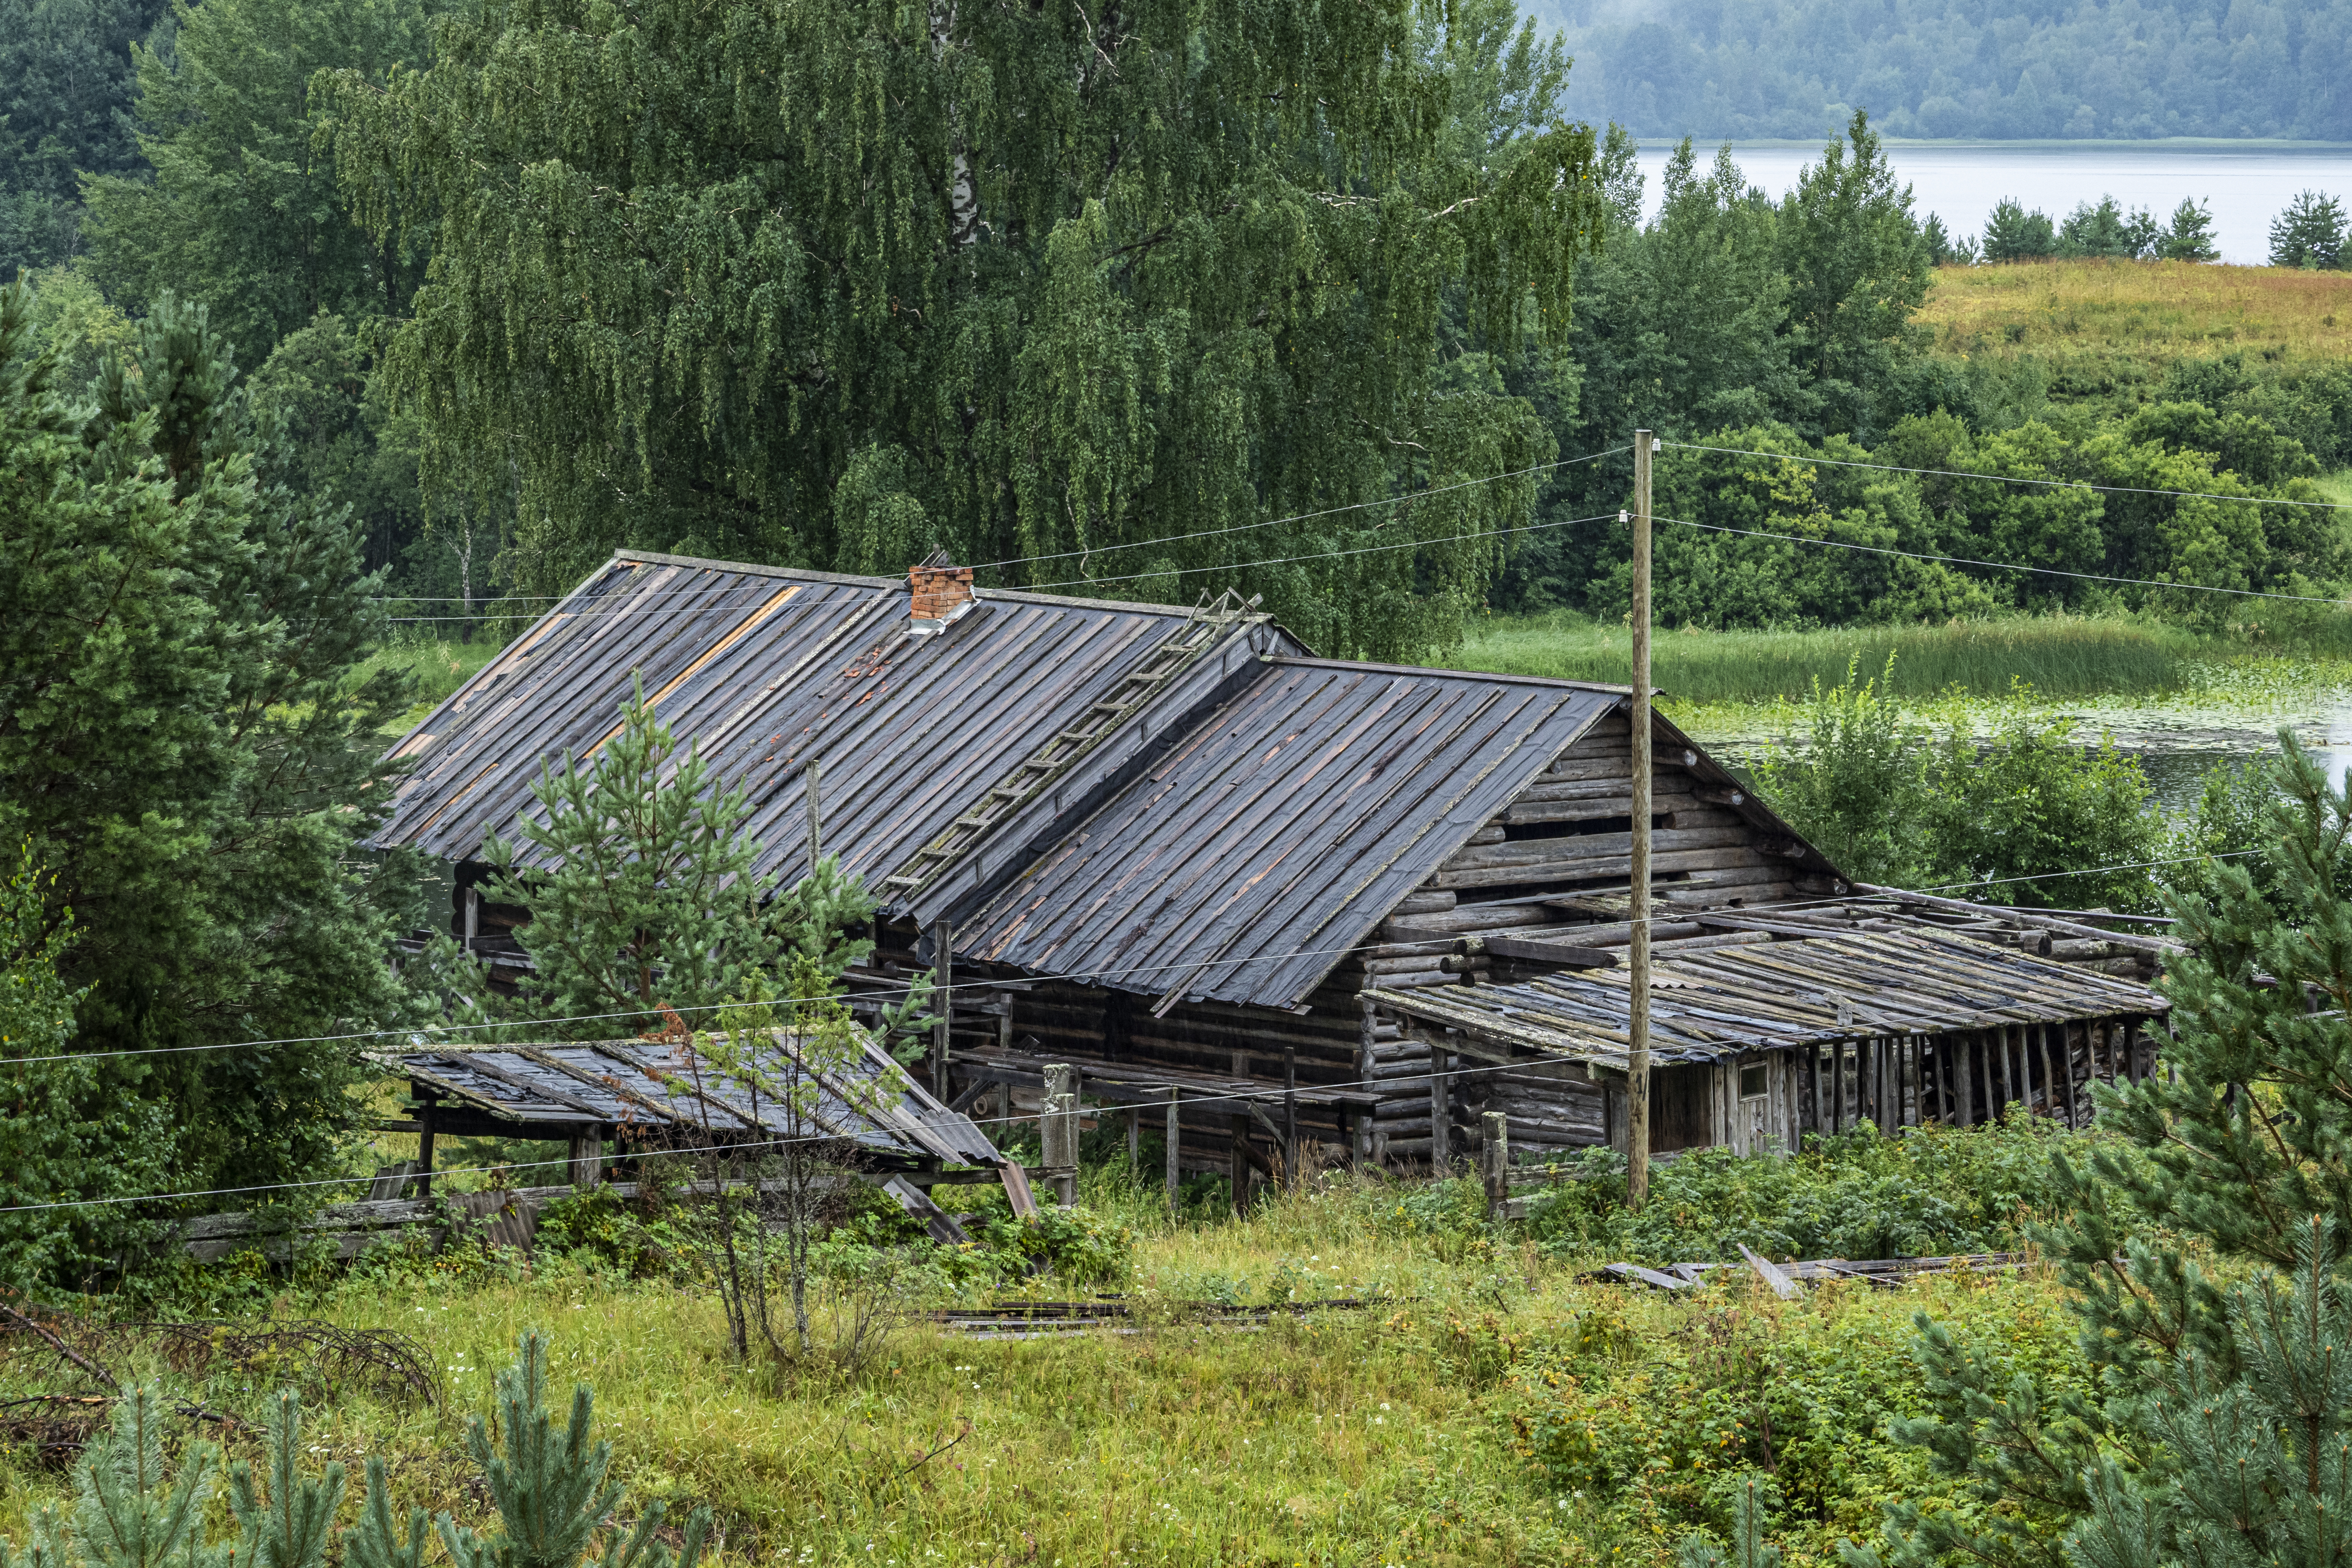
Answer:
[[1631, 136, 2352, 152]]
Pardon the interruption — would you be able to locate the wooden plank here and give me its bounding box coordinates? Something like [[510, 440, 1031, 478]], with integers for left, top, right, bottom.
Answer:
[[1433, 845, 1773, 890], [1481, 936, 1620, 968], [1442, 824, 1753, 873]]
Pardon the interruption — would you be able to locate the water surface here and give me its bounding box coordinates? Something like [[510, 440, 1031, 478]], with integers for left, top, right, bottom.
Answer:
[[1636, 141, 2352, 266]]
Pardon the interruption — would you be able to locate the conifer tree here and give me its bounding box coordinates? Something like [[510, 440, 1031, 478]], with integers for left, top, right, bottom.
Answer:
[[0, 271, 416, 1255], [1857, 735, 2352, 1568], [437, 1333, 707, 1568], [228, 1391, 346, 1568], [472, 680, 901, 1036]]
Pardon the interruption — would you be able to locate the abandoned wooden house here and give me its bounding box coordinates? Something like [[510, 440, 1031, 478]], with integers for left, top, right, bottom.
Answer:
[[368, 549, 2173, 1193]]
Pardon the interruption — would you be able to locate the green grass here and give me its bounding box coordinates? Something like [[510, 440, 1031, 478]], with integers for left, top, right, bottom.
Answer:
[[363, 635, 504, 731], [0, 1125, 2098, 1568], [1443, 612, 2221, 704]]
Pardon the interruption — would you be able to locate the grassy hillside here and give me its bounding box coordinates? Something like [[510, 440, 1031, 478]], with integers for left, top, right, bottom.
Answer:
[[1920, 259, 2352, 370]]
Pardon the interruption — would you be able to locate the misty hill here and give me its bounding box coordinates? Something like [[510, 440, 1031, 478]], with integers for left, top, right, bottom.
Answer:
[[1525, 0, 2351, 143]]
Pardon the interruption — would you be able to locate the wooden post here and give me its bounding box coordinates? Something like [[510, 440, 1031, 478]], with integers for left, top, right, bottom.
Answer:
[[1806, 1044, 1821, 1135], [2036, 1025, 2057, 1118], [416, 1099, 437, 1197], [1356, 995, 1377, 1167], [1481, 1112, 1509, 1218], [2060, 1024, 2079, 1126], [804, 758, 822, 867], [568, 1127, 603, 1189], [931, 918, 953, 1100], [1128, 1106, 1141, 1168], [1628, 426, 1654, 1211], [1284, 1046, 1298, 1190], [1957, 1034, 1976, 1125], [1429, 1043, 1451, 1174], [1041, 1062, 1078, 1208], [1229, 1112, 1250, 1216], [462, 884, 480, 947], [1164, 1089, 1181, 1213]]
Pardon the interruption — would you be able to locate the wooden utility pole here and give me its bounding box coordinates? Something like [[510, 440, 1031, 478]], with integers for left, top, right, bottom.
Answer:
[[1628, 428, 1654, 1211], [804, 759, 822, 867], [931, 918, 953, 1099]]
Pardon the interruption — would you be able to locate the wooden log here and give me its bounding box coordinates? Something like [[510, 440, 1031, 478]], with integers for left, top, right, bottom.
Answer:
[[1530, 918, 1704, 948], [1430, 1047, 1450, 1173], [1850, 883, 2185, 956], [1442, 824, 1753, 873], [1434, 845, 1774, 891], [1364, 970, 1480, 991], [1481, 1112, 1509, 1217], [1505, 792, 1699, 827], [1384, 900, 1558, 935], [1480, 935, 1618, 967], [1365, 954, 1451, 977], [1650, 931, 1776, 956], [1395, 891, 1455, 914]]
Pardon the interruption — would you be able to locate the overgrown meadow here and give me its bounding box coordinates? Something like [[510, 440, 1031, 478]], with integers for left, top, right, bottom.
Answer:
[[0, 1117, 2109, 1568]]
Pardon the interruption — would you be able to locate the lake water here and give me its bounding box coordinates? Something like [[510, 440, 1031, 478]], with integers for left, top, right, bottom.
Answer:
[[1636, 141, 2352, 266]]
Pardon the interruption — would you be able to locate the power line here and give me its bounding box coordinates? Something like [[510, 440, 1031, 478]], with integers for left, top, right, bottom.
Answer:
[[1666, 439, 2352, 514], [372, 446, 1634, 608], [0, 843, 2248, 1071], [383, 509, 1629, 623], [0, 838, 2252, 1215]]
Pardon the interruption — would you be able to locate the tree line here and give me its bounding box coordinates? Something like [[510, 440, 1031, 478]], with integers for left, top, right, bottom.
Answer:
[[1918, 188, 2348, 267]]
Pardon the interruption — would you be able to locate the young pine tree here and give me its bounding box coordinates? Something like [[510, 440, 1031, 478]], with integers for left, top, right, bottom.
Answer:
[[464, 678, 922, 1040], [2269, 192, 2346, 270], [1857, 735, 2352, 1568], [436, 1332, 707, 1568]]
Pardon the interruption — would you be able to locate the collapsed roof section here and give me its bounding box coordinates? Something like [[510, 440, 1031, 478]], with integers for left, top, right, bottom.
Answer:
[[1376, 925, 2169, 1073], [391, 1030, 1003, 1170]]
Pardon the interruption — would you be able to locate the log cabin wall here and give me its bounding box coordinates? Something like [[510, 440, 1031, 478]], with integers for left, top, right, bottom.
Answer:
[[1354, 701, 1842, 1166]]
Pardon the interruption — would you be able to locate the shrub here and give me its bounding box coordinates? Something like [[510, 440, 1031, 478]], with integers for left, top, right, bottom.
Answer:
[[1523, 1114, 2082, 1265]]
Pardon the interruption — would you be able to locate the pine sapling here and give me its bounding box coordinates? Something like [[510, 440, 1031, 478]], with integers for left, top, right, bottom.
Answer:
[[439, 1333, 708, 1568], [227, 1391, 344, 1568], [1677, 1475, 1782, 1568], [70, 1387, 222, 1568], [344, 1460, 428, 1568]]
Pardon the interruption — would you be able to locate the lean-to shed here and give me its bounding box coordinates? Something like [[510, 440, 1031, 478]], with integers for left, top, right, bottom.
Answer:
[[370, 549, 2171, 1188]]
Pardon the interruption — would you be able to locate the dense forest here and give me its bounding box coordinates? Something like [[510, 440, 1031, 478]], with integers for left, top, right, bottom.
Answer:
[[1533, 0, 2352, 141]]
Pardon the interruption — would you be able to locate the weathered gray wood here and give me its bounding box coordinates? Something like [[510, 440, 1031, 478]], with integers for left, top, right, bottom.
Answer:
[[1630, 427, 1654, 1214], [1433, 845, 1772, 890], [1441, 824, 1752, 873], [1430, 1045, 1451, 1173], [1164, 1089, 1181, 1209], [1481, 1112, 1510, 1217], [932, 919, 954, 1099], [1739, 1243, 1801, 1299], [1480, 935, 1620, 968], [1852, 883, 2185, 956], [1504, 792, 1699, 826]]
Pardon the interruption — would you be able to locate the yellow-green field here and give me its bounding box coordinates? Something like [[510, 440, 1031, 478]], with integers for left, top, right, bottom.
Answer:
[[1920, 258, 2352, 363]]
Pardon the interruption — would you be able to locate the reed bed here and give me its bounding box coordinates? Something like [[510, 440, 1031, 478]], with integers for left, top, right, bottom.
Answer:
[[1442, 614, 2225, 703]]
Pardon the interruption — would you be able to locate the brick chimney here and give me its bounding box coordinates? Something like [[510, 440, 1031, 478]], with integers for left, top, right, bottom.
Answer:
[[908, 549, 974, 635]]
